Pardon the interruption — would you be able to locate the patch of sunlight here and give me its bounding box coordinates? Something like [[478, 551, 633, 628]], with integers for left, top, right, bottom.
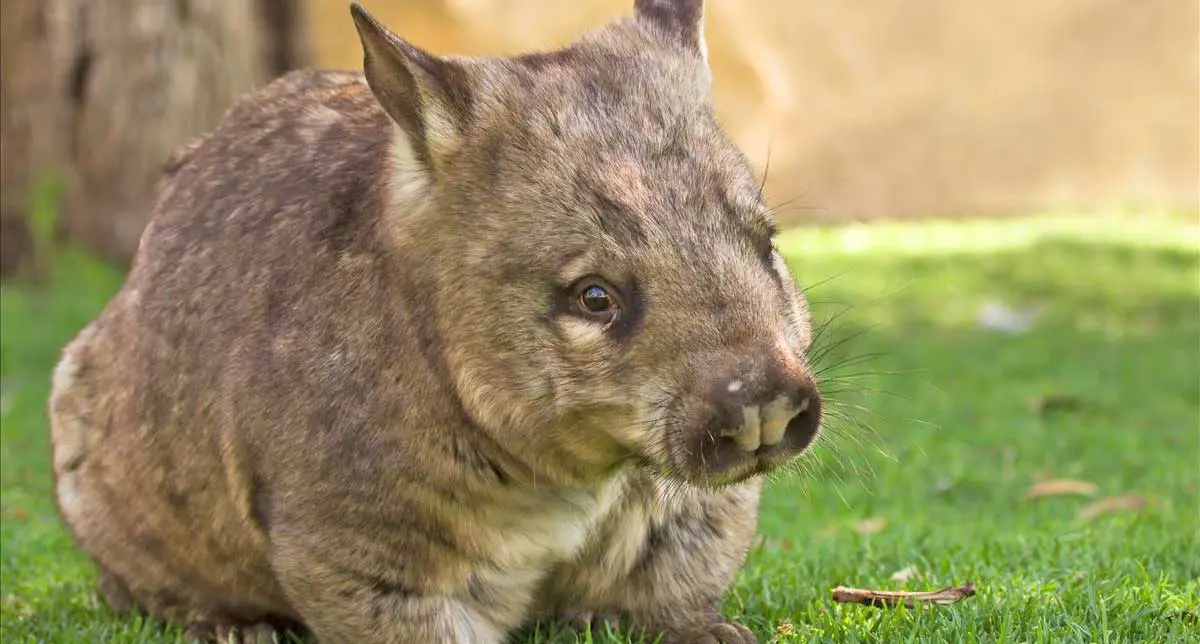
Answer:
[[775, 212, 1200, 259]]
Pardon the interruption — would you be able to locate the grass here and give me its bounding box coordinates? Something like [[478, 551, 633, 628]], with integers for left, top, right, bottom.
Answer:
[[2, 214, 1198, 643]]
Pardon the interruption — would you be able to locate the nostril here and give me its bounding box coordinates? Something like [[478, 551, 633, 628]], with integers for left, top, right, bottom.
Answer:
[[783, 392, 822, 446]]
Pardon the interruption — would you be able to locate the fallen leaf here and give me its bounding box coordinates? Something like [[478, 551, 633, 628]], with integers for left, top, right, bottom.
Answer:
[[1077, 493, 1146, 522], [853, 517, 888, 535], [774, 619, 796, 636], [831, 583, 976, 608], [890, 564, 922, 583], [1025, 478, 1099, 499]]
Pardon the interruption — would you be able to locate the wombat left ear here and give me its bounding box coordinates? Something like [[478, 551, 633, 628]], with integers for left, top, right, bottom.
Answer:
[[350, 2, 474, 177], [633, 0, 707, 63]]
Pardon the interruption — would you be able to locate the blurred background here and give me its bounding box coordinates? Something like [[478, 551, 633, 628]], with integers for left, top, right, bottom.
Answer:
[[1, 2, 1198, 641], [1, 0, 1196, 275]]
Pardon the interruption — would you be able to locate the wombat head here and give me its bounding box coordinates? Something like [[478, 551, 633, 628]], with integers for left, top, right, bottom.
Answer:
[[351, 0, 821, 488]]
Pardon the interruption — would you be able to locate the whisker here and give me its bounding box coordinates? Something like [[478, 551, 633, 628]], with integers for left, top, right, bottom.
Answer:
[[813, 352, 891, 377], [809, 324, 882, 368], [756, 136, 774, 206], [797, 269, 854, 295]]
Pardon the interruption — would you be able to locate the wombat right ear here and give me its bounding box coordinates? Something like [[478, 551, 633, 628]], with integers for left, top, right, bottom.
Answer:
[[350, 3, 473, 176], [634, 0, 707, 63]]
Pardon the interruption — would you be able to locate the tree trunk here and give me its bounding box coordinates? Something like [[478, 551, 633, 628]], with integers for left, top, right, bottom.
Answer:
[[0, 0, 310, 276]]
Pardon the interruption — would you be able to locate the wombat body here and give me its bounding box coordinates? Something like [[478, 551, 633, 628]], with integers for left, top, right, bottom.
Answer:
[[49, 2, 823, 642]]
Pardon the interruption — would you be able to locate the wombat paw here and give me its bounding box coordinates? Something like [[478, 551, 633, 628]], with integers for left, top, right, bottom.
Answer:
[[185, 621, 284, 644], [559, 610, 621, 633], [658, 618, 757, 644]]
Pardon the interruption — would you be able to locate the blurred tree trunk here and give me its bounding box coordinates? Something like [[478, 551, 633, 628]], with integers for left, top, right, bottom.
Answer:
[[0, 0, 310, 277]]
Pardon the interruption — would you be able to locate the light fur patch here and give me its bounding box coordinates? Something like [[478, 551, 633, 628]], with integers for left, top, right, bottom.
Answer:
[[417, 85, 461, 172], [49, 349, 88, 472], [556, 318, 608, 353], [596, 158, 651, 211], [773, 251, 811, 347], [598, 496, 651, 574], [480, 473, 630, 593], [446, 598, 505, 644], [49, 346, 92, 525], [299, 104, 342, 146], [386, 123, 433, 216]]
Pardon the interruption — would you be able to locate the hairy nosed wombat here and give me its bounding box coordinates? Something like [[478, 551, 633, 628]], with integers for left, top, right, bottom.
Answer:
[[48, 1, 824, 642]]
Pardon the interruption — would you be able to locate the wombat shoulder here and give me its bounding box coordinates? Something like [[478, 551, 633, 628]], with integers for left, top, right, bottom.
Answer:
[[142, 69, 397, 274]]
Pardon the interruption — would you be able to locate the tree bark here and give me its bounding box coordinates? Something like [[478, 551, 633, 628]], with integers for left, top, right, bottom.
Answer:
[[0, 0, 309, 276]]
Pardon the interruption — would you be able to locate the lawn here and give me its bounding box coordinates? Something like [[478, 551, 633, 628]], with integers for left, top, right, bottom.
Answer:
[[2, 214, 1198, 643]]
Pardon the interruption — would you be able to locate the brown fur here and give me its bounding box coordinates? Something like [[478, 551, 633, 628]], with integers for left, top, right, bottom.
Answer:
[[49, 2, 824, 642]]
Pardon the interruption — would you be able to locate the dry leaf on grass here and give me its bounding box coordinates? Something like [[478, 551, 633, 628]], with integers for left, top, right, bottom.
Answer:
[[1076, 493, 1146, 522], [1025, 478, 1099, 499], [853, 517, 888, 535], [831, 584, 976, 608], [890, 564, 922, 583]]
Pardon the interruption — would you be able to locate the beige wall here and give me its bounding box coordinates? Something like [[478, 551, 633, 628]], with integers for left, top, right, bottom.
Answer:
[[307, 0, 1198, 224]]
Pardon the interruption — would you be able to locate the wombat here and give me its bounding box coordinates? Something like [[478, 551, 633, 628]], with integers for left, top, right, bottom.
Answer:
[[48, 1, 823, 642]]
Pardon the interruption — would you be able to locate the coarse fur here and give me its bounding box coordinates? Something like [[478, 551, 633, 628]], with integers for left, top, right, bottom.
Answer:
[[48, 1, 824, 643]]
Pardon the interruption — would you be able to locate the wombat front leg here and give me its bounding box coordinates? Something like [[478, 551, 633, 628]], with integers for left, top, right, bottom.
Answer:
[[542, 476, 763, 644], [270, 532, 502, 644]]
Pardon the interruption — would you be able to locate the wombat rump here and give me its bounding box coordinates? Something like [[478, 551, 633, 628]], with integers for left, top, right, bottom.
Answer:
[[48, 1, 824, 642]]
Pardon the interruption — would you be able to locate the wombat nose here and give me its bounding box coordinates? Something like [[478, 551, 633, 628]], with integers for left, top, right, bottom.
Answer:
[[725, 377, 821, 456], [714, 370, 821, 461]]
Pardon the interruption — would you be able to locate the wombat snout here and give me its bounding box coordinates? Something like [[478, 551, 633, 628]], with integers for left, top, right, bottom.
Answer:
[[691, 352, 822, 482]]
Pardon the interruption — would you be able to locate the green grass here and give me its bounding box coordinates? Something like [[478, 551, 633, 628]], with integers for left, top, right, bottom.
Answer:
[[3, 215, 1199, 643]]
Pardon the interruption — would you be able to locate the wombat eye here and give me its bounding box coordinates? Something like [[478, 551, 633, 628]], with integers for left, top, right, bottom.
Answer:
[[581, 286, 613, 313], [571, 279, 621, 321]]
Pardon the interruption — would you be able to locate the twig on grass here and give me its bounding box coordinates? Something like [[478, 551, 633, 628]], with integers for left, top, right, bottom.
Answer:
[[831, 583, 976, 608]]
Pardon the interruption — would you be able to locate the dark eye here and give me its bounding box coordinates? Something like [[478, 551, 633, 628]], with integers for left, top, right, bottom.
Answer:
[[581, 285, 612, 312], [571, 278, 622, 322]]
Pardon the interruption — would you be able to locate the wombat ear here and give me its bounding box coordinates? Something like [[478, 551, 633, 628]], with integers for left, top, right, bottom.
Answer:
[[633, 0, 708, 64], [350, 3, 473, 176]]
